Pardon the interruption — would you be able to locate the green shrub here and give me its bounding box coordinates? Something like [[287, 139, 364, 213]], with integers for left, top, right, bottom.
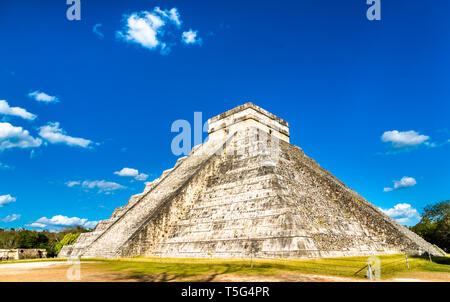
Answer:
[[54, 233, 81, 255], [410, 200, 449, 252]]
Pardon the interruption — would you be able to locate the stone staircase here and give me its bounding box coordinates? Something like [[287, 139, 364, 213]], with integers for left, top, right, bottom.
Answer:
[[79, 137, 228, 258], [151, 129, 319, 258], [60, 151, 191, 258], [65, 193, 145, 258]]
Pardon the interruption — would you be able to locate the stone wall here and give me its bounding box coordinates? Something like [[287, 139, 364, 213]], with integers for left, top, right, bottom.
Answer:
[[0, 249, 47, 260], [208, 102, 290, 143], [276, 141, 440, 257], [0, 249, 18, 261], [61, 103, 445, 259]]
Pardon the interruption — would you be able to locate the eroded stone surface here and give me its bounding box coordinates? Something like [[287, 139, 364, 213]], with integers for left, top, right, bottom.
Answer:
[[59, 103, 444, 259]]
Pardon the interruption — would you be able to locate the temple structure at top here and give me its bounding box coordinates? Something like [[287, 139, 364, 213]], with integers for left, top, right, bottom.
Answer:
[[207, 102, 290, 143]]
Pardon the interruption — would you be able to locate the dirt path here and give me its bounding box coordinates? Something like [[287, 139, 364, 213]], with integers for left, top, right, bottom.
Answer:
[[0, 262, 134, 282], [0, 261, 68, 269], [0, 262, 357, 282], [386, 272, 450, 282], [0, 261, 448, 282], [211, 273, 358, 282]]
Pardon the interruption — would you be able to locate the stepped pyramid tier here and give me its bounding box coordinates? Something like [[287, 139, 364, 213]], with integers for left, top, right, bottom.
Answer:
[[59, 102, 445, 259]]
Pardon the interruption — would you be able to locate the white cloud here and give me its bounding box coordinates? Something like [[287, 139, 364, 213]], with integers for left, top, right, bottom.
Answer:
[[393, 176, 417, 189], [135, 173, 149, 181], [154, 7, 182, 26], [26, 222, 46, 228], [114, 167, 139, 177], [0, 122, 42, 150], [424, 139, 450, 149], [0, 100, 36, 120], [28, 91, 59, 103], [114, 167, 148, 181], [68, 179, 125, 193], [1, 214, 21, 223], [381, 130, 429, 149], [27, 215, 98, 229], [93, 23, 104, 38], [182, 29, 202, 45], [84, 221, 98, 229], [38, 122, 93, 148], [0, 194, 16, 207], [36, 215, 86, 226], [384, 176, 417, 192], [65, 180, 81, 187], [117, 11, 166, 50], [380, 203, 421, 225], [117, 7, 200, 54], [82, 180, 125, 192], [0, 162, 12, 170]]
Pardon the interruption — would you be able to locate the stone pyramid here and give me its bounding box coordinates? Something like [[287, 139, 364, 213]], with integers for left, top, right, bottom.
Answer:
[[59, 103, 444, 259]]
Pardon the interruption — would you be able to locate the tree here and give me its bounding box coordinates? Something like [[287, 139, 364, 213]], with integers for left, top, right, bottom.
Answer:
[[410, 200, 449, 252], [0, 226, 90, 257], [54, 233, 81, 255]]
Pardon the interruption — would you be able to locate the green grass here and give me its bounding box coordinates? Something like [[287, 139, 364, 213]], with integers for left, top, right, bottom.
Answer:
[[0, 258, 66, 265], [80, 254, 450, 281], [2, 254, 448, 281]]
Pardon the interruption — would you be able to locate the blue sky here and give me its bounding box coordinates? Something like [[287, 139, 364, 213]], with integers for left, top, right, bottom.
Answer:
[[0, 0, 449, 229]]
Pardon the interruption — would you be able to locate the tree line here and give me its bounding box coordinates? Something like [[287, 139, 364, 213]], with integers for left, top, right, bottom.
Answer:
[[0, 226, 89, 257], [409, 200, 449, 252]]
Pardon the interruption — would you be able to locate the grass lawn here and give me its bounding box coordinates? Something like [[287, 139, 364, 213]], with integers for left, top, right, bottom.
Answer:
[[78, 254, 450, 281], [1, 254, 448, 281], [0, 258, 67, 264]]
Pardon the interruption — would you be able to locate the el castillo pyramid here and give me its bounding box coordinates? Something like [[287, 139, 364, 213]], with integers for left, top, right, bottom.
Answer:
[[59, 103, 444, 259]]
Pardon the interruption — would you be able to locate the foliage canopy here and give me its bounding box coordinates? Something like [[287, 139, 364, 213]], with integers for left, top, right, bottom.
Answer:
[[410, 200, 449, 252], [0, 226, 89, 257]]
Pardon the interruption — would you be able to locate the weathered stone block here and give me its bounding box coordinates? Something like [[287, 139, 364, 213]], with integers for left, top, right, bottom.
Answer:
[[59, 103, 445, 259]]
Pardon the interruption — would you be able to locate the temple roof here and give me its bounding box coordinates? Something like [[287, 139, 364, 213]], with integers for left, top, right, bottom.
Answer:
[[207, 102, 289, 128]]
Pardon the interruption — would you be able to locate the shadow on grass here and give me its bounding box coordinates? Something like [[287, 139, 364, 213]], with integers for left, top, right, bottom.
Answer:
[[96, 254, 450, 282], [123, 263, 236, 282], [430, 256, 450, 265], [410, 255, 450, 265]]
